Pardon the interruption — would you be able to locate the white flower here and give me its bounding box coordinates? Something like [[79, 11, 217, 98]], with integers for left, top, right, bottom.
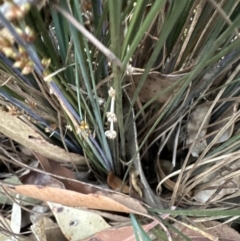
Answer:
[[105, 130, 117, 139], [65, 125, 73, 131], [106, 112, 117, 122], [108, 87, 116, 99], [125, 64, 134, 75]]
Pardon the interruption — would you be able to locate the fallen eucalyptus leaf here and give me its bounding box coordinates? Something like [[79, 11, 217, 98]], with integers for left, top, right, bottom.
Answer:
[[82, 220, 158, 241], [0, 109, 85, 164], [48, 203, 110, 241], [125, 71, 183, 103], [43, 217, 67, 241], [29, 153, 101, 194], [107, 172, 129, 194], [21, 171, 65, 189], [31, 217, 47, 241], [31, 216, 66, 241], [7, 185, 147, 214]]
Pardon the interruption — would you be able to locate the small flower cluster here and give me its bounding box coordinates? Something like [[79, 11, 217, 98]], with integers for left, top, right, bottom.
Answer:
[[105, 87, 117, 139], [74, 120, 91, 138], [4, 2, 31, 21], [0, 2, 50, 75]]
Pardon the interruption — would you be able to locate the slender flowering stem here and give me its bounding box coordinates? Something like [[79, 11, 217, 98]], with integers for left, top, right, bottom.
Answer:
[[105, 87, 117, 139]]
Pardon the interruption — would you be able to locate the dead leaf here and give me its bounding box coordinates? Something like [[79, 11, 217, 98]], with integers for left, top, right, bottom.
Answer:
[[31, 217, 67, 241], [48, 202, 111, 241], [7, 185, 147, 214], [32, 152, 101, 194], [125, 71, 183, 103], [21, 171, 65, 189], [186, 103, 211, 157], [0, 109, 85, 164], [22, 154, 131, 196], [44, 217, 67, 241], [33, 152, 75, 179], [31, 217, 47, 241], [208, 103, 238, 144], [107, 172, 129, 194], [82, 220, 158, 241]]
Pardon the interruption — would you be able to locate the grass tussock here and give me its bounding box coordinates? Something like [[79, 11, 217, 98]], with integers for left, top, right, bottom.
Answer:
[[1, 0, 240, 240]]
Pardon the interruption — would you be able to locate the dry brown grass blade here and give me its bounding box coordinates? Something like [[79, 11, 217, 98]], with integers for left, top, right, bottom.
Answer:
[[0, 70, 58, 123], [172, 218, 218, 241], [195, 65, 240, 160], [207, 103, 238, 144], [172, 219, 240, 241], [52, 3, 122, 68], [183, 109, 240, 200], [208, 0, 240, 36], [171, 63, 240, 204], [191, 159, 240, 203], [174, 0, 206, 70], [157, 151, 240, 200], [186, 0, 224, 63], [188, 153, 240, 203], [156, 158, 175, 193]]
